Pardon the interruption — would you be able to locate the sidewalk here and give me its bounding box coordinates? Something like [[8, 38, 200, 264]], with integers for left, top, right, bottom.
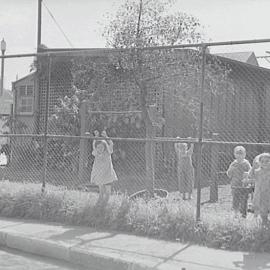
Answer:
[[0, 218, 269, 270]]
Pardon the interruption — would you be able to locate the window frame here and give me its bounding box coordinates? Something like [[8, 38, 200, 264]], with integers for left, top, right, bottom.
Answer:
[[17, 84, 34, 115]]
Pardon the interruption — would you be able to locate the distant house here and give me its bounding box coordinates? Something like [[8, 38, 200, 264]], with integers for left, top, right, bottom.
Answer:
[[12, 60, 72, 135], [12, 72, 37, 134], [215, 51, 259, 66], [0, 89, 12, 117], [0, 89, 13, 147]]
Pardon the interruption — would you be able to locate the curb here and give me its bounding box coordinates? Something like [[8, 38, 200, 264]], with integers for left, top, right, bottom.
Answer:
[[0, 231, 151, 270]]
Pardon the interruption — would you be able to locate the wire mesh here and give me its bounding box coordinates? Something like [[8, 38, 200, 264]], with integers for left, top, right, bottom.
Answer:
[[200, 42, 270, 220], [2, 40, 270, 222]]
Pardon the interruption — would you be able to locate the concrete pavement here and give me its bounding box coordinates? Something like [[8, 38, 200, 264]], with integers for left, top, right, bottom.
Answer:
[[0, 247, 88, 270], [0, 217, 269, 270]]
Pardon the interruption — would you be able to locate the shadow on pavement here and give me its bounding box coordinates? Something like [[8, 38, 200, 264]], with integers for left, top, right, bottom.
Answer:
[[152, 244, 191, 268], [48, 227, 118, 247], [233, 253, 270, 270]]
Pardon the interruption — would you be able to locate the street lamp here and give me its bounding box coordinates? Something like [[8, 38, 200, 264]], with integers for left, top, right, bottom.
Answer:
[[0, 38, 6, 96]]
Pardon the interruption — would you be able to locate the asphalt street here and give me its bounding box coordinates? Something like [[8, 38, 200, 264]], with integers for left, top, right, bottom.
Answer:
[[0, 247, 90, 270]]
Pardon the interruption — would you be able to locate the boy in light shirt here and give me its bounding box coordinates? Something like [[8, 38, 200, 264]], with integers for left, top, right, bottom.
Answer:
[[227, 146, 251, 218]]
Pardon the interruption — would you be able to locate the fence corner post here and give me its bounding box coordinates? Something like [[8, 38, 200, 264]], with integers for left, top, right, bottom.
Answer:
[[145, 118, 155, 196], [210, 133, 219, 202], [196, 44, 207, 222], [41, 55, 51, 193]]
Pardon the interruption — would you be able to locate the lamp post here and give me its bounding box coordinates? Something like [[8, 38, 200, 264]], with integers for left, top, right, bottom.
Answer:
[[0, 38, 6, 96]]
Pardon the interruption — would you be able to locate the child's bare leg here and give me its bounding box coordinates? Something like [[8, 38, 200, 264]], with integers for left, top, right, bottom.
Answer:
[[97, 185, 110, 204], [104, 184, 111, 197], [240, 190, 248, 218], [102, 184, 111, 201], [232, 189, 239, 216], [98, 185, 105, 198]]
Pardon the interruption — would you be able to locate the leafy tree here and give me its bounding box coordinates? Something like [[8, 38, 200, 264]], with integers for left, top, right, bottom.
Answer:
[[50, 0, 233, 193], [101, 0, 233, 193], [102, 0, 232, 133], [103, 0, 203, 48]]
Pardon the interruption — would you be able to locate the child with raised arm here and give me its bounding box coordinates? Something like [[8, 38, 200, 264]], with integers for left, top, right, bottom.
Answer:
[[227, 146, 251, 218], [174, 138, 194, 200], [93, 130, 99, 148], [90, 130, 118, 199], [248, 153, 270, 225]]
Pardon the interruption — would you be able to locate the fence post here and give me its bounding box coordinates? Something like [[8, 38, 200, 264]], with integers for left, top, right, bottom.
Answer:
[[9, 104, 14, 164], [41, 55, 51, 193], [196, 45, 206, 222], [145, 117, 155, 195], [210, 133, 219, 202], [78, 100, 88, 184]]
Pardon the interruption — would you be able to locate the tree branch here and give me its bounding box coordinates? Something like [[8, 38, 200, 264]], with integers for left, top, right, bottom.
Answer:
[[136, 0, 143, 41]]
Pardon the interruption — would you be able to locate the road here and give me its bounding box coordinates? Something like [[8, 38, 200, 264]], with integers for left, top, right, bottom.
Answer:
[[0, 247, 90, 270]]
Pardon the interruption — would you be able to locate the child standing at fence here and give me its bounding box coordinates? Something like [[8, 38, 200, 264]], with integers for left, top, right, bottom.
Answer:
[[248, 153, 270, 225], [92, 130, 100, 149], [90, 130, 118, 199], [174, 138, 194, 200], [226, 146, 251, 218]]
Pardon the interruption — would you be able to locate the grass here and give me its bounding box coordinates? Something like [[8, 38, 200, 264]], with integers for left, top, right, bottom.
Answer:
[[0, 180, 269, 253]]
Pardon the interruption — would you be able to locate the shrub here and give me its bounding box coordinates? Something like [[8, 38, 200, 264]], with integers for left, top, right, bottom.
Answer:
[[0, 180, 269, 252]]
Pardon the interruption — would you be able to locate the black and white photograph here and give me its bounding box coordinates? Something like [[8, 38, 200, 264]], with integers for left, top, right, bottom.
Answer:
[[0, 0, 270, 269]]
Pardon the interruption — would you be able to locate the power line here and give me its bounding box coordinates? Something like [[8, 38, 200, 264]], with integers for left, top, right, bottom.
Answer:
[[42, 1, 74, 48]]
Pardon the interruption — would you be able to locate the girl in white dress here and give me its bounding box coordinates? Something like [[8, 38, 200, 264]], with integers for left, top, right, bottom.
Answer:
[[91, 130, 118, 198]]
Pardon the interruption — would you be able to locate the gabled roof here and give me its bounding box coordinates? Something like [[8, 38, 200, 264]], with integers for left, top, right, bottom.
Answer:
[[30, 47, 270, 86], [214, 51, 259, 66], [13, 72, 36, 85]]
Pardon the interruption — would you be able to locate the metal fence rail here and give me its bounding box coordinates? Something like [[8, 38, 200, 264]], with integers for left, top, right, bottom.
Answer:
[[1, 38, 270, 222]]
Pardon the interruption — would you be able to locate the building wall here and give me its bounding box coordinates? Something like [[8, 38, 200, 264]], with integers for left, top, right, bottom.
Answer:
[[34, 53, 270, 190], [265, 84, 270, 139], [37, 60, 73, 133], [0, 118, 9, 147], [13, 73, 37, 134], [216, 72, 266, 142], [211, 70, 270, 180], [0, 90, 13, 148]]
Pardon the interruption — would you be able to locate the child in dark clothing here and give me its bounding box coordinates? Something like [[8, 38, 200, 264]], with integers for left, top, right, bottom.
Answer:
[[227, 146, 252, 218]]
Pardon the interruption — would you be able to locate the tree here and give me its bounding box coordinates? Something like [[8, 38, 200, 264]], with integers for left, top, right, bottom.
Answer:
[[49, 0, 233, 194], [102, 0, 230, 194], [103, 0, 203, 48]]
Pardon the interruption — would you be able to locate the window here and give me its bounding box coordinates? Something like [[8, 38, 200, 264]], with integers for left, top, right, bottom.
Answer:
[[20, 98, 33, 113], [18, 84, 34, 114], [19, 85, 34, 97]]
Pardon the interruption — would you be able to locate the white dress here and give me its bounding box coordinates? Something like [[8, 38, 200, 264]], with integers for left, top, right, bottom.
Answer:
[[250, 168, 270, 216], [90, 140, 118, 186]]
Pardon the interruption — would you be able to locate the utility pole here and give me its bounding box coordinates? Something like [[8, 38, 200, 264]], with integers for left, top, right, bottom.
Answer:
[[0, 39, 6, 96], [37, 0, 42, 51]]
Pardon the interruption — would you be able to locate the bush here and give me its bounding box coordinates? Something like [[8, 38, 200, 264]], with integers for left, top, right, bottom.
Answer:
[[0, 180, 269, 252]]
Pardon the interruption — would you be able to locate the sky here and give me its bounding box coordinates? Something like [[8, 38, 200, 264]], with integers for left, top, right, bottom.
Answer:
[[1, 0, 270, 89]]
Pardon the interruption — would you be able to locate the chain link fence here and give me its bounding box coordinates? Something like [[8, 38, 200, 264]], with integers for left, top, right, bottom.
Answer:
[[1, 40, 270, 221]]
